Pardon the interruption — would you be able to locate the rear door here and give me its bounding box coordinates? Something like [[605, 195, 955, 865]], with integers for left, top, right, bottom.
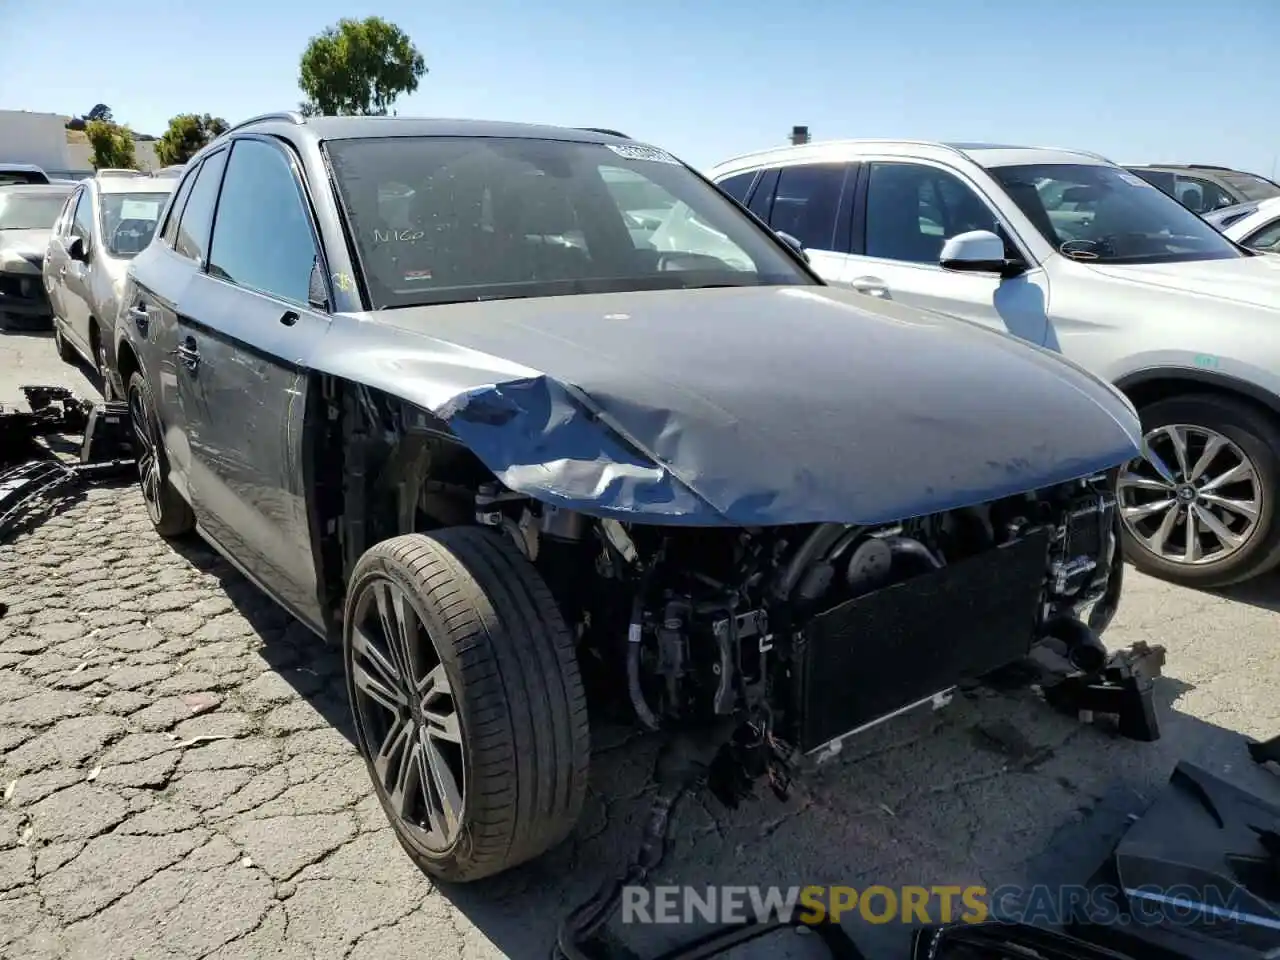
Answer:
[[843, 159, 1051, 345], [178, 135, 331, 628], [124, 149, 227, 497]]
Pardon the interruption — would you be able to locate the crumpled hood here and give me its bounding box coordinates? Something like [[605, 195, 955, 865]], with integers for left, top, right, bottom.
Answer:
[[349, 285, 1141, 526], [1084, 254, 1280, 311], [0, 229, 51, 267]]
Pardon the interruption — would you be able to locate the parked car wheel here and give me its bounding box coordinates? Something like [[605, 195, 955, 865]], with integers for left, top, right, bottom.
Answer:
[[342, 527, 590, 882], [53, 326, 76, 363], [1117, 394, 1280, 588], [93, 328, 117, 401], [126, 371, 194, 538]]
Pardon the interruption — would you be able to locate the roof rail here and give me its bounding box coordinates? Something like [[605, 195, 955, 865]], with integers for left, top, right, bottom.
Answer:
[[95, 168, 148, 178], [224, 111, 305, 135], [577, 127, 630, 139]]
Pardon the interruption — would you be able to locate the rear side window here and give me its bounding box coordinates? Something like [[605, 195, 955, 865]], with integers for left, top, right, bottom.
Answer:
[[768, 164, 846, 250], [174, 149, 228, 263], [160, 164, 200, 247], [715, 171, 757, 205], [208, 139, 320, 306]]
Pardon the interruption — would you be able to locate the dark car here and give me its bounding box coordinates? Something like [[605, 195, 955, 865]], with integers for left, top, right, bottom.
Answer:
[[0, 162, 52, 186], [0, 182, 76, 329], [1125, 163, 1280, 216], [116, 112, 1143, 882]]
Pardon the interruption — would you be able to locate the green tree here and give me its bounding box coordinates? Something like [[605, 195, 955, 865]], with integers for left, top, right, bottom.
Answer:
[[298, 17, 426, 116], [85, 120, 137, 170], [155, 113, 230, 165]]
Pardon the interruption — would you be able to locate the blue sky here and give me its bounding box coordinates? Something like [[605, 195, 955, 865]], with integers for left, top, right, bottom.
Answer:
[[3, 0, 1276, 176]]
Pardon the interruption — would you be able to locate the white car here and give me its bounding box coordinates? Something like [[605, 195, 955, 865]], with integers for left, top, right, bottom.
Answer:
[[700, 140, 1280, 588], [1221, 196, 1280, 254]]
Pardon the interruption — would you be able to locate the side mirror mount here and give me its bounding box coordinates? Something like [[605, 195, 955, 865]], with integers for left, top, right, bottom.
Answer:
[[939, 229, 1026, 278], [67, 235, 89, 264], [775, 230, 810, 262]]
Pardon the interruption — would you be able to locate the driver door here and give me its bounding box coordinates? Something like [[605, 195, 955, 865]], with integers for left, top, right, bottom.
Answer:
[[44, 188, 78, 325], [841, 161, 1051, 347]]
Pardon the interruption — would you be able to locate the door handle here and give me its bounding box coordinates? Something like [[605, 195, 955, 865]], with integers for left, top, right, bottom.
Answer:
[[128, 304, 150, 336], [279, 310, 298, 327], [849, 276, 890, 298], [176, 337, 200, 373]]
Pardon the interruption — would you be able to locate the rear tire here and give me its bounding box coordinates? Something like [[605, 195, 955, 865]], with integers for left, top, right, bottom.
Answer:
[[90, 324, 118, 401], [126, 371, 194, 538], [1119, 394, 1280, 588], [343, 527, 590, 882]]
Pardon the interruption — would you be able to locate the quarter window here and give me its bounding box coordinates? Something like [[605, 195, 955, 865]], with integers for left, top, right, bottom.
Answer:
[[208, 139, 320, 306], [768, 164, 846, 251], [715, 171, 757, 204], [174, 149, 228, 263], [865, 162, 998, 264], [160, 164, 199, 247]]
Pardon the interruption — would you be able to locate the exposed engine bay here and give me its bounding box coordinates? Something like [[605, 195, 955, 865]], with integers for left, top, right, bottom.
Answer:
[[321, 382, 1149, 792], [468, 472, 1123, 759]]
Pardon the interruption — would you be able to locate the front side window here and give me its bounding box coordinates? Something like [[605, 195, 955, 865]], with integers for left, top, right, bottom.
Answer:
[[71, 189, 95, 239], [1243, 218, 1280, 253], [99, 192, 171, 258], [864, 162, 999, 264], [1172, 175, 1234, 214], [0, 191, 71, 230], [174, 149, 228, 263], [325, 136, 815, 310], [208, 139, 319, 306], [991, 163, 1244, 265], [768, 164, 846, 251]]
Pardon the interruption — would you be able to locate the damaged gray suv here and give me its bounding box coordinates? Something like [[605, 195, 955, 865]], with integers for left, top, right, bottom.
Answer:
[[116, 113, 1146, 882]]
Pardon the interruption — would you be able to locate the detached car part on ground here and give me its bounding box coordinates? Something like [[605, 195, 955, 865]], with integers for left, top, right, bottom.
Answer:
[[115, 114, 1160, 885], [703, 141, 1280, 590]]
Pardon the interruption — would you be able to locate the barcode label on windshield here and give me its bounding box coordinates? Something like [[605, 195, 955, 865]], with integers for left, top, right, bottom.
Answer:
[[605, 143, 680, 165]]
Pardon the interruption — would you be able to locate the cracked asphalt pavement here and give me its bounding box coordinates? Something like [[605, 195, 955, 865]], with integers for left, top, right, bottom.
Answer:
[[3, 329, 1280, 959]]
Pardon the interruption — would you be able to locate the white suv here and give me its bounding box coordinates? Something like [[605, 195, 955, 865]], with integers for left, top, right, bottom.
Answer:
[[694, 140, 1280, 589]]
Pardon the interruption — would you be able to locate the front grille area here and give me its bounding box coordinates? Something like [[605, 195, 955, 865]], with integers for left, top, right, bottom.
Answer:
[[795, 530, 1050, 752]]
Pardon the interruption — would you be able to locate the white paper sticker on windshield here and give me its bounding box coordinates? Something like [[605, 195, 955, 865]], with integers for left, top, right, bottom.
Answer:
[[605, 143, 680, 165], [120, 199, 163, 220], [1116, 173, 1152, 188]]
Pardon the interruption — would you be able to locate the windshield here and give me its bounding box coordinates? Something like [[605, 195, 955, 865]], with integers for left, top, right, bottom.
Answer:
[[325, 136, 814, 309], [991, 164, 1245, 265], [99, 192, 170, 257], [1219, 171, 1280, 203], [0, 192, 67, 230]]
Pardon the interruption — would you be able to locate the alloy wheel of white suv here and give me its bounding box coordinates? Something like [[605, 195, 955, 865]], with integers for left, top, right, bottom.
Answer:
[[1117, 395, 1280, 588]]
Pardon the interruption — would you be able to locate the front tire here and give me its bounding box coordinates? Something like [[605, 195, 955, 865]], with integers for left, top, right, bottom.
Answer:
[[343, 528, 590, 882], [53, 325, 76, 363], [1117, 394, 1280, 588], [126, 371, 194, 538]]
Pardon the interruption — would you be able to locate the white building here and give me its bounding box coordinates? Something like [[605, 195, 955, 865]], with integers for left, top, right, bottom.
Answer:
[[0, 109, 158, 178]]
